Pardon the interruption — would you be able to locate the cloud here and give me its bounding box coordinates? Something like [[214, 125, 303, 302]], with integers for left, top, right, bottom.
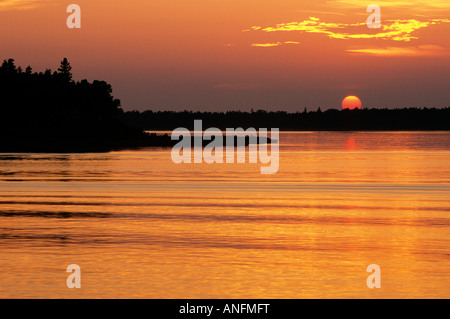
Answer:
[[346, 45, 450, 57], [245, 17, 450, 42], [250, 41, 300, 47], [0, 0, 54, 11], [251, 42, 282, 47]]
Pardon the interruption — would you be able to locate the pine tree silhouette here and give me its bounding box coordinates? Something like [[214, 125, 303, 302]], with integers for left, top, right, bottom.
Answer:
[[58, 58, 73, 81]]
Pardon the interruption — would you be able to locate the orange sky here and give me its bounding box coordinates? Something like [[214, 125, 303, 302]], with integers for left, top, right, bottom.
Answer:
[[1, 0, 450, 111]]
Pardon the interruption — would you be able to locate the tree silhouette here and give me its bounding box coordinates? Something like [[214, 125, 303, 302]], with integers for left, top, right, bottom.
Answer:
[[58, 57, 73, 81], [1, 58, 16, 73], [0, 58, 174, 152], [1, 57, 448, 153], [123, 108, 450, 131]]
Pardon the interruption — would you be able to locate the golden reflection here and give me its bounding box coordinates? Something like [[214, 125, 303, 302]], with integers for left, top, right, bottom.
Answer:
[[344, 137, 359, 150], [0, 132, 449, 298]]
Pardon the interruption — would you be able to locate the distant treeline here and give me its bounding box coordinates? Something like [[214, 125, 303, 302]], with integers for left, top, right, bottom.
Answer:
[[1, 58, 449, 153], [0, 58, 171, 152], [124, 108, 450, 131]]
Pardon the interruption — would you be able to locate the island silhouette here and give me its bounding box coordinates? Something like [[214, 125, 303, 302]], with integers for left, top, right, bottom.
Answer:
[[0, 58, 173, 152], [1, 58, 449, 153]]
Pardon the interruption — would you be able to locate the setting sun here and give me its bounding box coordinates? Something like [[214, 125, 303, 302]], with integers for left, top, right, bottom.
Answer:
[[342, 96, 362, 110]]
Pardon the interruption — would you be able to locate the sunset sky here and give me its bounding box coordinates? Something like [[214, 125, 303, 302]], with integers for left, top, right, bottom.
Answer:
[[1, 0, 450, 111]]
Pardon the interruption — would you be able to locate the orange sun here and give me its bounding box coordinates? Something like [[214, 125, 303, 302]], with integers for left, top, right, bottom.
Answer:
[[342, 96, 362, 110]]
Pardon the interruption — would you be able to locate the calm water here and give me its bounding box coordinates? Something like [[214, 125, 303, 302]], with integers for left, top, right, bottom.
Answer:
[[0, 132, 449, 298]]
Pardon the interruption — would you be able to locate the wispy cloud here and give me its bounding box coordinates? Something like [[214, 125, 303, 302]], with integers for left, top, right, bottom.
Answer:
[[0, 0, 54, 11], [347, 45, 450, 57], [250, 41, 300, 48], [245, 17, 450, 42], [251, 42, 282, 47]]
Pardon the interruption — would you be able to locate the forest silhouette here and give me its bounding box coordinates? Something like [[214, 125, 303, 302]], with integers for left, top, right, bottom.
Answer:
[[0, 58, 172, 152], [125, 107, 450, 131], [1, 58, 449, 152]]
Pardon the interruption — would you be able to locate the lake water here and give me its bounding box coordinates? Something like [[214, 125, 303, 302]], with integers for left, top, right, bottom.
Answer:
[[0, 132, 449, 298]]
